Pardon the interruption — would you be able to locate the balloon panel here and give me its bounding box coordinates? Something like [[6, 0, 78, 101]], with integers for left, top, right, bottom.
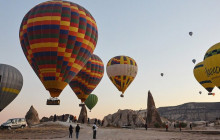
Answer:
[[19, 1, 98, 97], [69, 54, 104, 102], [204, 43, 220, 89], [0, 64, 23, 111], [193, 61, 214, 92]]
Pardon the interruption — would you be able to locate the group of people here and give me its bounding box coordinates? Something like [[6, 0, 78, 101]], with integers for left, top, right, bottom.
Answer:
[[69, 123, 98, 139], [69, 124, 80, 139], [167, 122, 193, 131]]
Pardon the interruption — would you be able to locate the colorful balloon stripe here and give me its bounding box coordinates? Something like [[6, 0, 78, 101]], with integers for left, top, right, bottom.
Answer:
[[69, 54, 104, 102], [19, 1, 98, 97]]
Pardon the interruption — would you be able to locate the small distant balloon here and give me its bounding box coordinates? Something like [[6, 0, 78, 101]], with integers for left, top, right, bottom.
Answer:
[[199, 91, 202, 94], [192, 59, 196, 64], [161, 73, 164, 77], [189, 32, 193, 36]]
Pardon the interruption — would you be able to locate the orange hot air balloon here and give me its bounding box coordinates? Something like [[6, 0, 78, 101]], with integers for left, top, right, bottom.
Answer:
[[19, 1, 98, 104]]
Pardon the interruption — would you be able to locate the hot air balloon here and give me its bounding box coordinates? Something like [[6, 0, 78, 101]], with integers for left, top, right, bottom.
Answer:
[[106, 56, 138, 97], [69, 54, 104, 103], [161, 73, 164, 77], [0, 64, 23, 112], [192, 59, 196, 64], [193, 61, 215, 93], [203, 42, 220, 91], [85, 94, 98, 111], [189, 32, 193, 36], [19, 1, 98, 105]]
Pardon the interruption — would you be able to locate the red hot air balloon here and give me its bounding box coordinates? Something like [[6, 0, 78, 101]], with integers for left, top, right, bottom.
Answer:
[[69, 54, 104, 103], [19, 0, 98, 105]]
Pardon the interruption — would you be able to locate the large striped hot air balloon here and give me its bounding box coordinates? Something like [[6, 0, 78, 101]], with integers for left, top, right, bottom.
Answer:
[[19, 0, 98, 105], [85, 94, 98, 111], [106, 56, 138, 97], [69, 54, 104, 103], [0, 64, 23, 112], [193, 61, 215, 93]]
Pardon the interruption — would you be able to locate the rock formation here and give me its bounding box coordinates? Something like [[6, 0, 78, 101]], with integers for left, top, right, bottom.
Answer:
[[157, 102, 220, 121], [78, 104, 87, 123], [40, 114, 72, 122], [147, 90, 162, 127], [25, 105, 40, 126], [102, 109, 145, 127]]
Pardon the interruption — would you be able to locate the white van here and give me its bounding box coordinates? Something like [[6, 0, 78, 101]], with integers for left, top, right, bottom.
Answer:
[[1, 118, 27, 129]]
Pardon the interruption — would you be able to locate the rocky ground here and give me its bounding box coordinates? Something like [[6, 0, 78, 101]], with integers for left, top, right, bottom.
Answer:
[[1, 121, 220, 140]]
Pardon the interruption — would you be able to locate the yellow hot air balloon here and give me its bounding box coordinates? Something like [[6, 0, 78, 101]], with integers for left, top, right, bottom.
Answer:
[[203, 42, 220, 90], [106, 56, 138, 97], [193, 61, 215, 93]]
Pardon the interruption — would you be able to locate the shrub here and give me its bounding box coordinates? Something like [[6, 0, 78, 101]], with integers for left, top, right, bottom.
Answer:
[[176, 122, 187, 128], [154, 122, 161, 128]]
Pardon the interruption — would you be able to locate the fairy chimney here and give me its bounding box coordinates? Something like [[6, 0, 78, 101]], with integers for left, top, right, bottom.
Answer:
[[25, 105, 40, 126], [147, 90, 162, 127]]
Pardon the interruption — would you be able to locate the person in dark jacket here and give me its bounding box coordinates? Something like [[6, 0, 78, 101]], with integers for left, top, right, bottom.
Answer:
[[53, 114, 57, 122], [88, 118, 90, 124], [69, 125, 73, 138], [75, 124, 80, 139], [62, 114, 65, 122], [145, 123, 148, 130]]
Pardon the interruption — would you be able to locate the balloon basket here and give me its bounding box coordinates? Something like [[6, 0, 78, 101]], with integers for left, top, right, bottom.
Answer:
[[120, 94, 124, 97], [47, 98, 60, 105], [79, 103, 85, 107], [208, 93, 215, 96]]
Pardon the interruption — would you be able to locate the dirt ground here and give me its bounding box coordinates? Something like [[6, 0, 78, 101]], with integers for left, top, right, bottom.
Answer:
[[1, 122, 220, 140]]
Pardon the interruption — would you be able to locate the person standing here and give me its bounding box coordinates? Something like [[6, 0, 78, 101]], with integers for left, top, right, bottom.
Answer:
[[190, 123, 192, 130], [88, 118, 90, 124], [93, 123, 98, 139], [144, 123, 148, 130], [179, 123, 182, 132], [69, 125, 73, 138], [165, 123, 168, 131], [62, 114, 65, 122], [53, 114, 57, 122], [75, 124, 80, 139]]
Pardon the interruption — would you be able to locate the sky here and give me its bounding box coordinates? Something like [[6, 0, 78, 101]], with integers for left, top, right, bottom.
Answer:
[[1, 0, 220, 124]]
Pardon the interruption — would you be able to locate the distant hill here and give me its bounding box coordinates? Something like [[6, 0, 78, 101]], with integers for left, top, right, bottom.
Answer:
[[136, 102, 220, 121], [157, 102, 220, 121]]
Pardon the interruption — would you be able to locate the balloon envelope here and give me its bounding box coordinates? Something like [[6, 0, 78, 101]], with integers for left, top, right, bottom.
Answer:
[[85, 94, 98, 111], [161, 73, 164, 76], [193, 61, 215, 92], [69, 54, 104, 102], [19, 1, 98, 98], [106, 56, 138, 97], [192, 59, 196, 64], [203, 42, 220, 90], [0, 64, 23, 112], [189, 32, 193, 36]]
